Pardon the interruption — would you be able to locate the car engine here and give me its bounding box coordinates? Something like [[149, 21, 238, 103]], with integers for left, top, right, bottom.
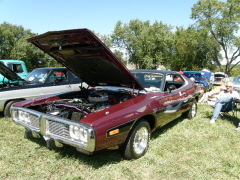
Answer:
[[44, 89, 134, 121]]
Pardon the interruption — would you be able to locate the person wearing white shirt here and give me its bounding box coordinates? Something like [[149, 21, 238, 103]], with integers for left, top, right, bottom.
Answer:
[[210, 82, 240, 124]]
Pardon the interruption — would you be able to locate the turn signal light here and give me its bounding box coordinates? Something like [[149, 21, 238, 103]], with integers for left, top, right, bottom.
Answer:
[[109, 129, 119, 136]]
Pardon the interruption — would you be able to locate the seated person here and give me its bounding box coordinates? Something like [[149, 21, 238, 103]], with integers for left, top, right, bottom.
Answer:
[[199, 79, 226, 103], [210, 82, 240, 124]]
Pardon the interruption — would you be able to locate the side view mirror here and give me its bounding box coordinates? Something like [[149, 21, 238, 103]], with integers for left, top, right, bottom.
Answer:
[[168, 85, 176, 92]]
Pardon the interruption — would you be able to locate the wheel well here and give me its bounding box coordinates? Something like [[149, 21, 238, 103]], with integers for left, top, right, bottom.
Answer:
[[195, 96, 199, 102], [194, 97, 198, 103], [136, 114, 156, 131], [4, 99, 26, 108]]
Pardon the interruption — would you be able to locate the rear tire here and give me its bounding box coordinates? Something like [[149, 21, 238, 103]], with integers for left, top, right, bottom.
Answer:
[[186, 102, 197, 119], [4, 100, 22, 117], [120, 119, 151, 160]]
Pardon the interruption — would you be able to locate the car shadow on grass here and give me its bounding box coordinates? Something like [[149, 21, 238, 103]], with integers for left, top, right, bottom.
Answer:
[[56, 145, 123, 167], [26, 134, 123, 166], [0, 112, 4, 118], [151, 116, 185, 139]]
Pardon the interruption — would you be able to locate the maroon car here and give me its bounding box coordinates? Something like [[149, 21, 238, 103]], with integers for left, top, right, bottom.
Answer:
[[11, 29, 200, 159]]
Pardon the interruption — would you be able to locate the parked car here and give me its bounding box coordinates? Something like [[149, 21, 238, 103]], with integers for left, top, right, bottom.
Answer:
[[200, 70, 214, 83], [213, 72, 228, 85], [0, 60, 28, 88], [0, 67, 86, 117], [11, 29, 200, 160], [232, 75, 240, 92], [183, 71, 213, 92]]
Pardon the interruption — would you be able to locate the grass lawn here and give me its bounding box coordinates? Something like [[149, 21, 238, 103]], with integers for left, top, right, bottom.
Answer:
[[1, 104, 240, 180]]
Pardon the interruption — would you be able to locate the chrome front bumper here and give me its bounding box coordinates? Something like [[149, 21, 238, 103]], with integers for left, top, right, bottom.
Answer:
[[11, 106, 95, 154]]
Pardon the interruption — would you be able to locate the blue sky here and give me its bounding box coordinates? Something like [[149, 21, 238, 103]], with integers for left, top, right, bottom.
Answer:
[[0, 0, 198, 35]]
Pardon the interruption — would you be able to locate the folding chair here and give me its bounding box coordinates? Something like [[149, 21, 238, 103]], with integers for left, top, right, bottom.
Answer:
[[219, 98, 238, 119]]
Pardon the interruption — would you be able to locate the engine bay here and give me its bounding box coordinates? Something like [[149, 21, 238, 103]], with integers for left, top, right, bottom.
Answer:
[[32, 89, 137, 122]]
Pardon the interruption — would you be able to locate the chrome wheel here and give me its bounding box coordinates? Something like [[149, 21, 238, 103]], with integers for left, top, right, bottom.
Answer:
[[187, 102, 197, 119], [133, 126, 149, 155], [120, 120, 150, 159], [190, 103, 197, 117]]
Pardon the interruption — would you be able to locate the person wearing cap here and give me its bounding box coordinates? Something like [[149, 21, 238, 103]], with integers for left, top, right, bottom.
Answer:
[[210, 82, 240, 124]]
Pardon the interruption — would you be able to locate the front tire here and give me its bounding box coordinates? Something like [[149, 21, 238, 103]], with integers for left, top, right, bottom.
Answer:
[[4, 100, 22, 117], [120, 119, 151, 160]]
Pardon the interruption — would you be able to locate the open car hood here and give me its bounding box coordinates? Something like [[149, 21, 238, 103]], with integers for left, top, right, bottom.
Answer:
[[0, 62, 24, 81], [28, 29, 144, 90]]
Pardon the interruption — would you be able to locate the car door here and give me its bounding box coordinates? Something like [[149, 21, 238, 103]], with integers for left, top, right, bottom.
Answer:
[[41, 70, 81, 96], [155, 73, 186, 127]]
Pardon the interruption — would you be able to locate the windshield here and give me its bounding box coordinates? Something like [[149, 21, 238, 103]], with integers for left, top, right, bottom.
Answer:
[[132, 73, 163, 92], [184, 73, 201, 79], [184, 73, 206, 82], [25, 69, 50, 83]]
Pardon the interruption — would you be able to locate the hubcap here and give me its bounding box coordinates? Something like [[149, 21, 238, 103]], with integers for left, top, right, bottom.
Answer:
[[133, 126, 149, 155], [191, 103, 197, 117]]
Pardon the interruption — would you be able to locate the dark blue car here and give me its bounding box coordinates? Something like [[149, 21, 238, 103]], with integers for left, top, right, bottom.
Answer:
[[183, 71, 213, 92]]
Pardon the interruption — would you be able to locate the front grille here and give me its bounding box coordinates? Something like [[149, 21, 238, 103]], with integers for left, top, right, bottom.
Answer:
[[48, 120, 70, 139], [30, 114, 40, 129]]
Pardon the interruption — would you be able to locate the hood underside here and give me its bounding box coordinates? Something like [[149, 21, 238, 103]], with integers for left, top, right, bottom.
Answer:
[[0, 62, 23, 82], [28, 29, 143, 90]]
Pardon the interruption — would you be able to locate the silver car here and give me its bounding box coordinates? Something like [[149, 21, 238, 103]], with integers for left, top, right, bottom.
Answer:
[[0, 67, 87, 117]]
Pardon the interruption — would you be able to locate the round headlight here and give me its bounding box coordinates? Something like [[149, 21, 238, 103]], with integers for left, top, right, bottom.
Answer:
[[19, 111, 30, 125], [73, 126, 81, 137], [69, 125, 88, 144], [79, 128, 88, 143]]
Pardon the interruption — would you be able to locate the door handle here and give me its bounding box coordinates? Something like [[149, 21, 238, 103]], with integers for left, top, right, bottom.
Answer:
[[179, 91, 187, 96]]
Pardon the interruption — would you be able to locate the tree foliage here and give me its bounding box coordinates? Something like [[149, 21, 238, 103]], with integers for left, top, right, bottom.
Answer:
[[191, 0, 240, 74], [111, 19, 174, 69], [0, 22, 54, 71], [171, 26, 217, 71], [110, 19, 219, 71]]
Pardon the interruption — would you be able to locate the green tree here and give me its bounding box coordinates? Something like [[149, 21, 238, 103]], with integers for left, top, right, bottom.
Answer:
[[111, 19, 174, 69], [171, 26, 217, 71], [99, 34, 112, 48], [112, 49, 127, 65], [94, 32, 127, 66], [191, 0, 240, 75], [0, 22, 53, 71]]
